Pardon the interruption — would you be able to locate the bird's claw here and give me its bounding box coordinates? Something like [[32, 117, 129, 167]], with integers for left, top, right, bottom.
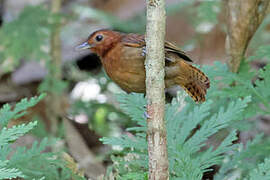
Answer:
[[143, 111, 151, 119], [141, 47, 146, 57]]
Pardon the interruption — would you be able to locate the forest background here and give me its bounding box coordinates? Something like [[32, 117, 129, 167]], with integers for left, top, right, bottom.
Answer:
[[1, 0, 270, 179]]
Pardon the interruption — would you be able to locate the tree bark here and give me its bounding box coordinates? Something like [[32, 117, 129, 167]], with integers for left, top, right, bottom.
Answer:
[[63, 118, 105, 179], [145, 0, 169, 179], [225, 0, 270, 73], [47, 0, 63, 134], [50, 0, 62, 79]]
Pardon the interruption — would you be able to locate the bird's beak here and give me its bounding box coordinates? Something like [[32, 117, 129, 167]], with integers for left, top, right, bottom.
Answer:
[[76, 42, 91, 51]]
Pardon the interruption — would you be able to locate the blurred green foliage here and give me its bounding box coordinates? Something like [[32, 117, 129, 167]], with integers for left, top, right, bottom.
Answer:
[[1, 0, 270, 179], [0, 95, 84, 180], [0, 6, 53, 73], [71, 100, 131, 136], [74, 0, 221, 34], [196, 1, 220, 24]]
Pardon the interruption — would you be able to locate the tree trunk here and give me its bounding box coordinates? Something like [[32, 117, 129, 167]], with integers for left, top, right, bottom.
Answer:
[[145, 0, 169, 179], [225, 0, 270, 73], [47, 0, 63, 134]]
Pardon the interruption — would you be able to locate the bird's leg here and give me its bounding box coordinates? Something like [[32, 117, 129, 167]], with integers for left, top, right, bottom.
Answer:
[[143, 111, 151, 119], [141, 46, 146, 57], [143, 105, 152, 119]]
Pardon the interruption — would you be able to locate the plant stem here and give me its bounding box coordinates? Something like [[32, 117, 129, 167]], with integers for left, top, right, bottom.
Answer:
[[145, 0, 169, 179]]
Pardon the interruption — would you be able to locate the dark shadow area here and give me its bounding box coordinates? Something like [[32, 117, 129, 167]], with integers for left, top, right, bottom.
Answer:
[[72, 121, 103, 149], [76, 53, 102, 73], [0, 0, 3, 26], [202, 165, 220, 180]]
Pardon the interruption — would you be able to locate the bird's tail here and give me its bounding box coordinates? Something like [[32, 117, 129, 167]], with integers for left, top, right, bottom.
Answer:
[[173, 61, 210, 102]]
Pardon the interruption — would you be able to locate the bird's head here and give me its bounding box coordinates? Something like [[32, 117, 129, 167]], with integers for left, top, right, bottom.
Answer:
[[76, 29, 122, 57]]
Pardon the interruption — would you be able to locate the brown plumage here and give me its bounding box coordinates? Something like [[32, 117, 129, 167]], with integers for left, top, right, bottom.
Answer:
[[77, 29, 210, 102]]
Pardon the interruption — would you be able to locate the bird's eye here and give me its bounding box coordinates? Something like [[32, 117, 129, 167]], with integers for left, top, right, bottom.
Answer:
[[95, 35, 103, 42]]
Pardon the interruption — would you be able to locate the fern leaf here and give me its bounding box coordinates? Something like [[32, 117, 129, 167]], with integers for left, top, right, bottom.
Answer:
[[0, 121, 37, 147], [185, 96, 251, 154], [0, 94, 45, 127], [198, 130, 238, 170], [254, 64, 270, 99], [0, 160, 24, 179], [104, 92, 251, 179], [8, 138, 71, 180], [0, 168, 24, 179], [248, 158, 270, 180], [101, 134, 147, 150], [116, 93, 146, 128]]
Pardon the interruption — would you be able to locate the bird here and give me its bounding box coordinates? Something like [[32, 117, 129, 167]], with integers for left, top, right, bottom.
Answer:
[[76, 29, 210, 102]]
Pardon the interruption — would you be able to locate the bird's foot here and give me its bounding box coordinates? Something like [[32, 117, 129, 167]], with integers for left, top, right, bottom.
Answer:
[[143, 111, 151, 119], [141, 46, 146, 57]]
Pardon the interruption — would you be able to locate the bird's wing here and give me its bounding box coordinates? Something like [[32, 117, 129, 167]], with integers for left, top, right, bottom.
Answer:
[[121, 33, 193, 62], [164, 41, 193, 62], [121, 33, 146, 48]]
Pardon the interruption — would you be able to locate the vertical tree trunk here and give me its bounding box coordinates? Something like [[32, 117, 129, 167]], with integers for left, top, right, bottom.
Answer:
[[47, 0, 63, 134], [225, 0, 270, 73], [145, 0, 169, 179], [51, 0, 62, 76]]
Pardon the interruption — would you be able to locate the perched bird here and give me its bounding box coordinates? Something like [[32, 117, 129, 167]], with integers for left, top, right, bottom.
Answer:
[[77, 29, 210, 102]]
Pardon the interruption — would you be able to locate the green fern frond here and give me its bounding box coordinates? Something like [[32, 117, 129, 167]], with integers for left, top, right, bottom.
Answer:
[[0, 160, 24, 179], [0, 167, 24, 179], [8, 138, 72, 180], [0, 121, 37, 147], [216, 133, 270, 180], [248, 158, 270, 180], [103, 92, 251, 179], [254, 64, 270, 99], [101, 134, 147, 151], [0, 93, 45, 127], [184, 96, 251, 154], [248, 45, 270, 61], [116, 93, 146, 129], [198, 130, 238, 170]]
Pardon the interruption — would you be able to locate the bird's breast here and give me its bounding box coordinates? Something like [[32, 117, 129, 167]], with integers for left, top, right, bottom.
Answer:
[[101, 44, 146, 93]]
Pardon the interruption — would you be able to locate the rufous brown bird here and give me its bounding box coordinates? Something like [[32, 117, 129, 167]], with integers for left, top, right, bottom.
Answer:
[[77, 29, 210, 102]]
